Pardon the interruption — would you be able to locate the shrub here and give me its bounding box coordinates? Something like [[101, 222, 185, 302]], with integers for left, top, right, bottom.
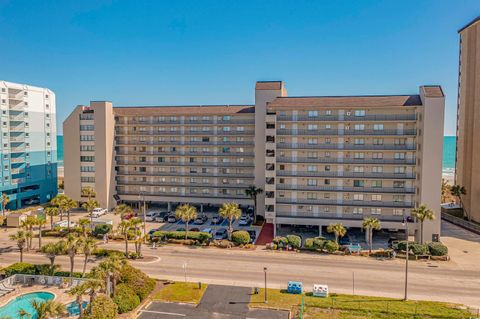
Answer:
[[216, 240, 233, 248], [3, 262, 36, 276], [286, 235, 302, 249], [53, 271, 83, 278], [93, 249, 125, 259], [409, 243, 430, 255], [428, 242, 448, 256], [273, 236, 289, 248], [324, 240, 339, 253], [94, 224, 112, 236], [313, 237, 328, 249], [119, 264, 156, 301], [304, 238, 315, 250], [394, 241, 415, 251], [167, 239, 196, 245], [34, 264, 57, 275], [232, 231, 250, 245], [113, 283, 140, 313], [152, 231, 211, 244], [85, 295, 117, 319]]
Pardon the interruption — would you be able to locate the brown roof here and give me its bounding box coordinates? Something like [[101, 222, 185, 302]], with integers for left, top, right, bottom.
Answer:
[[113, 105, 255, 116], [458, 16, 480, 33], [421, 86, 444, 98], [255, 81, 283, 90], [268, 95, 422, 109]]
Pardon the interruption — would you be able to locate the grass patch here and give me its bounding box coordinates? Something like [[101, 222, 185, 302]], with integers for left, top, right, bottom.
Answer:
[[250, 289, 471, 319], [152, 282, 207, 304]]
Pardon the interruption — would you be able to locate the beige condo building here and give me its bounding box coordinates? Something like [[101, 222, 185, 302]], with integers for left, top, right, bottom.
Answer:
[[64, 81, 444, 242], [456, 16, 480, 223]]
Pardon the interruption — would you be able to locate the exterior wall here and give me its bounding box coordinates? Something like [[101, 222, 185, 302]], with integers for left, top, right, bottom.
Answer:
[[456, 20, 480, 222], [63, 106, 83, 203], [0, 81, 57, 209]]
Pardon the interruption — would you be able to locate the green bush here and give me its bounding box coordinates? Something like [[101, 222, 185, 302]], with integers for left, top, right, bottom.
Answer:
[[93, 249, 125, 259], [94, 224, 113, 236], [34, 264, 57, 276], [313, 237, 328, 249], [232, 231, 250, 245], [428, 242, 448, 256], [286, 235, 302, 249], [85, 295, 117, 319], [3, 263, 36, 276], [409, 243, 430, 255], [53, 271, 83, 278], [273, 236, 289, 248], [113, 283, 140, 313], [394, 241, 416, 251], [152, 231, 211, 243], [304, 238, 315, 250], [324, 240, 339, 253], [167, 239, 196, 245], [119, 264, 156, 300], [216, 240, 233, 248]]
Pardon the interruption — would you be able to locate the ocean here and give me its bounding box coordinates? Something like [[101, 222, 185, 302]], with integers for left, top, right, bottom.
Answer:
[[55, 135, 458, 172]]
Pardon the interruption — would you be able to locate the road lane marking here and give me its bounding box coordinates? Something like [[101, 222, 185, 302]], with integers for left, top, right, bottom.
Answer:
[[139, 310, 186, 317]]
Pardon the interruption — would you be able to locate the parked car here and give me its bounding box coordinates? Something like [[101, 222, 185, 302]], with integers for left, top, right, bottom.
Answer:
[[24, 198, 40, 205], [145, 211, 159, 222], [53, 220, 77, 228], [247, 230, 257, 243], [238, 215, 251, 226], [91, 208, 108, 218], [212, 215, 224, 225], [194, 214, 208, 225], [147, 228, 160, 239], [201, 228, 213, 234], [167, 214, 178, 223], [214, 228, 228, 240], [190, 228, 200, 232], [153, 211, 169, 222]]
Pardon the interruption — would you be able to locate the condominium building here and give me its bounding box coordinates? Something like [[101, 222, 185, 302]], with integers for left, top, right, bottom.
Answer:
[[64, 81, 444, 241], [456, 17, 480, 223], [0, 81, 58, 209]]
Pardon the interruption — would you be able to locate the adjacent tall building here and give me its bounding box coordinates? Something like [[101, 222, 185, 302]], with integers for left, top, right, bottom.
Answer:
[[0, 81, 58, 209], [456, 17, 480, 223], [64, 81, 444, 241]]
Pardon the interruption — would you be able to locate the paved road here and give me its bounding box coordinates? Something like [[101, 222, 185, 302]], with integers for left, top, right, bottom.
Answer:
[[1, 221, 479, 309]]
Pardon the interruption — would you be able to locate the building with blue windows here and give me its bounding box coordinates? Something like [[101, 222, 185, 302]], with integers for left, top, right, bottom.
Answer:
[[0, 81, 57, 210]]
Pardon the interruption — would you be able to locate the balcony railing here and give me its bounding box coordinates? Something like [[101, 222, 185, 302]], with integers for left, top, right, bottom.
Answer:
[[277, 129, 417, 136], [116, 180, 251, 189], [11, 178, 26, 184], [276, 171, 416, 179], [10, 157, 26, 163], [116, 171, 255, 178], [9, 125, 26, 132], [276, 157, 416, 165], [276, 114, 417, 122], [116, 151, 254, 157], [276, 184, 416, 194], [276, 198, 414, 208], [277, 143, 416, 150], [116, 190, 249, 199], [116, 130, 255, 136], [116, 160, 255, 167], [115, 140, 254, 146], [9, 115, 25, 121], [275, 211, 406, 222], [116, 119, 255, 125]]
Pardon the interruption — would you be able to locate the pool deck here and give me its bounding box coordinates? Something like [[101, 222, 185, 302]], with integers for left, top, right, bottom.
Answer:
[[0, 284, 79, 308]]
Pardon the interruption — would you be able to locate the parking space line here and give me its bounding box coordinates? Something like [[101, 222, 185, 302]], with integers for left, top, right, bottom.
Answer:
[[139, 310, 186, 317]]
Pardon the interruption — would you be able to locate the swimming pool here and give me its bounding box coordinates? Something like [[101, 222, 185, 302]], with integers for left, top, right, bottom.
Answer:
[[0, 292, 55, 319], [67, 301, 88, 316]]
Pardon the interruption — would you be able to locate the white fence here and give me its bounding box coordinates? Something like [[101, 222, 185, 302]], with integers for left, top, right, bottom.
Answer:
[[1, 274, 88, 288]]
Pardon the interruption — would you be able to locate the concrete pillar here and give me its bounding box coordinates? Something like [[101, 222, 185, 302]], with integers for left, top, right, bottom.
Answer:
[[273, 223, 277, 237], [167, 202, 171, 211], [200, 204, 204, 214], [318, 225, 322, 237]]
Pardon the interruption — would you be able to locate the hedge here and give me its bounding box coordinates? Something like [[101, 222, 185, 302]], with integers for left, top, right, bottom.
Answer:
[[119, 264, 156, 300], [428, 242, 448, 256], [286, 235, 302, 249], [304, 237, 339, 253], [93, 224, 112, 236], [93, 249, 126, 259], [324, 240, 339, 253], [113, 283, 140, 313], [395, 241, 430, 255], [273, 236, 289, 248], [152, 231, 211, 243], [85, 295, 117, 319], [3, 263, 82, 277], [232, 231, 250, 245]]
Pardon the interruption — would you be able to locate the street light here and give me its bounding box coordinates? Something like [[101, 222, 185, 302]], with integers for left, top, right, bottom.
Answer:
[[138, 192, 146, 243], [264, 267, 268, 304], [402, 215, 412, 301]]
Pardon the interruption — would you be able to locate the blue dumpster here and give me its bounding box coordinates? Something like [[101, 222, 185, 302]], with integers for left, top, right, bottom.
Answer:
[[287, 281, 303, 294]]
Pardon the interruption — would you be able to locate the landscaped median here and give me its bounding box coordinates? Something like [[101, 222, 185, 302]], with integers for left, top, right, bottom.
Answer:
[[250, 288, 472, 319], [152, 282, 207, 304]]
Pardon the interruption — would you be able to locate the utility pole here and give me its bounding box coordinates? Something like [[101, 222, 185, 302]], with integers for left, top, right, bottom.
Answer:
[[264, 267, 268, 303], [403, 216, 409, 301]]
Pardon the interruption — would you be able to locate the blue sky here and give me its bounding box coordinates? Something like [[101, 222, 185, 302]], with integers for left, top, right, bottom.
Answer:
[[0, 1, 478, 135]]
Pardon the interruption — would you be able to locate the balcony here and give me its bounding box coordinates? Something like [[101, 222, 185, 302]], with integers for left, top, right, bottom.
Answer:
[[276, 157, 416, 165], [275, 211, 406, 222], [115, 140, 254, 146], [116, 160, 255, 167], [276, 114, 417, 122], [276, 170, 416, 179], [115, 129, 255, 136], [116, 171, 255, 178], [10, 146, 26, 153], [9, 125, 26, 132], [9, 136, 25, 143], [116, 190, 249, 199], [116, 118, 255, 125], [277, 129, 417, 136], [11, 178, 26, 184], [10, 157, 26, 164], [116, 151, 254, 157], [276, 198, 414, 208], [276, 143, 416, 151], [116, 179, 251, 189], [276, 184, 416, 194]]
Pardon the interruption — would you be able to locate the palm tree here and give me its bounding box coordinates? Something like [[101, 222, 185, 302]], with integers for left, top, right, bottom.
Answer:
[[411, 204, 435, 243], [1, 193, 10, 217], [44, 206, 58, 229], [41, 241, 66, 268], [327, 223, 347, 244], [82, 198, 99, 230], [117, 220, 132, 257], [29, 300, 66, 319], [362, 217, 381, 254], [36, 217, 46, 249], [94, 256, 125, 296], [21, 216, 36, 251], [451, 185, 468, 220], [51, 194, 77, 229], [175, 204, 197, 239], [9, 230, 27, 262], [245, 186, 263, 223], [79, 236, 97, 276], [17, 309, 30, 319], [80, 279, 105, 313], [81, 186, 96, 201], [68, 284, 87, 319], [65, 234, 81, 278], [441, 179, 452, 203], [78, 218, 90, 238], [219, 202, 242, 239], [129, 217, 143, 256], [114, 203, 133, 220]]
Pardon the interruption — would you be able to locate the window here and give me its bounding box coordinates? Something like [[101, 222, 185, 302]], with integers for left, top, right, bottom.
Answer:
[[307, 151, 318, 159], [325, 137, 331, 144], [80, 135, 95, 141], [324, 179, 330, 185], [308, 124, 318, 131], [325, 124, 332, 130], [354, 138, 364, 145], [393, 195, 405, 202], [393, 209, 404, 216], [353, 194, 364, 201], [307, 165, 317, 172], [223, 126, 231, 132], [325, 110, 332, 116], [372, 152, 383, 159], [353, 166, 364, 173], [394, 153, 406, 160], [325, 165, 331, 171], [372, 194, 382, 201], [372, 166, 383, 173], [81, 176, 95, 183], [372, 180, 382, 188], [353, 207, 363, 214], [353, 152, 365, 159], [80, 145, 95, 151], [354, 110, 365, 117], [223, 116, 231, 121], [80, 166, 95, 172], [353, 180, 364, 187], [307, 192, 317, 200], [80, 156, 95, 162], [354, 124, 365, 131], [371, 208, 381, 215], [308, 138, 317, 145], [308, 110, 318, 117], [393, 181, 405, 188], [394, 167, 406, 174], [80, 125, 94, 131], [373, 124, 384, 131], [307, 179, 317, 186], [373, 138, 383, 145]]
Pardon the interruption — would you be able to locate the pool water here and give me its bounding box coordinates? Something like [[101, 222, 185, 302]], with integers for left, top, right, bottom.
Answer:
[[67, 301, 88, 316], [0, 292, 54, 319]]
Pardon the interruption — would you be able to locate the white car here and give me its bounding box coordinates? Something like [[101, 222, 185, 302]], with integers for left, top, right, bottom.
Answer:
[[91, 208, 108, 218], [53, 220, 76, 228]]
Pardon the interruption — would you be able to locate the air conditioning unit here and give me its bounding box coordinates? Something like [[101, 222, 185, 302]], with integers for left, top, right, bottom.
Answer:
[[346, 111, 351, 116]]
